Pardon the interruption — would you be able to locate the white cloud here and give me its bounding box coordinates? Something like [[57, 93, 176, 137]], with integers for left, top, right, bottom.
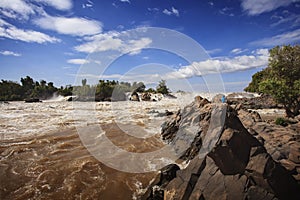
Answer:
[[163, 7, 180, 17], [75, 31, 123, 53], [271, 12, 300, 27], [219, 7, 234, 17], [82, 0, 94, 9], [34, 15, 102, 36], [0, 19, 60, 43], [165, 49, 269, 79], [122, 37, 152, 55], [74, 31, 152, 55], [67, 59, 90, 65], [0, 0, 73, 20], [0, 0, 35, 20], [0, 50, 21, 56], [250, 29, 300, 46], [207, 48, 222, 55], [230, 48, 248, 55], [241, 0, 299, 15], [120, 0, 131, 3], [32, 0, 72, 10], [163, 9, 172, 16], [148, 8, 159, 12], [171, 7, 179, 17]]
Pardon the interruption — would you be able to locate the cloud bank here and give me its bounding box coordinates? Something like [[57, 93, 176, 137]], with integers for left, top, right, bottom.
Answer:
[[34, 15, 102, 36], [241, 0, 299, 15], [0, 19, 60, 43]]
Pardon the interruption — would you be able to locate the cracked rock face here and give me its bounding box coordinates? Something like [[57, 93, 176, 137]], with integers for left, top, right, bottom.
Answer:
[[144, 96, 300, 200]]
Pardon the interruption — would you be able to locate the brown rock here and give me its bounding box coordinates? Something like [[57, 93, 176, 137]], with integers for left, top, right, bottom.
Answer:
[[141, 92, 151, 101], [130, 91, 139, 101], [145, 96, 300, 200], [289, 142, 300, 164]]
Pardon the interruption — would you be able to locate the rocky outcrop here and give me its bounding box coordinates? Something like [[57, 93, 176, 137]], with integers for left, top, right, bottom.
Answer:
[[227, 94, 281, 109], [238, 108, 300, 183], [142, 164, 180, 200], [144, 96, 300, 200], [141, 93, 151, 101], [130, 91, 140, 101], [24, 98, 42, 103]]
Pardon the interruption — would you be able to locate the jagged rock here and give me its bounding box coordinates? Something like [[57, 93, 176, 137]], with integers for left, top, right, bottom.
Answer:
[[145, 96, 300, 200], [24, 98, 42, 103], [227, 94, 282, 109], [155, 110, 174, 117], [289, 142, 300, 164], [142, 164, 180, 200], [227, 92, 257, 99], [212, 94, 226, 103], [238, 109, 300, 182], [130, 91, 140, 101], [141, 92, 151, 101]]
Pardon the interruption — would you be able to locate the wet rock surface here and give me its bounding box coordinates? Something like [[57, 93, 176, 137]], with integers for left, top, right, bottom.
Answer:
[[144, 96, 300, 200], [130, 91, 140, 101], [227, 94, 282, 109]]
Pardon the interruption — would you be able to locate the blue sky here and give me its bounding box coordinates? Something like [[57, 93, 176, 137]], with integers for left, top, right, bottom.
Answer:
[[0, 0, 299, 92]]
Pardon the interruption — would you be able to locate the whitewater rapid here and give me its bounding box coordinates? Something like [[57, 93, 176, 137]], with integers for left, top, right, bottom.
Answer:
[[0, 93, 217, 140]]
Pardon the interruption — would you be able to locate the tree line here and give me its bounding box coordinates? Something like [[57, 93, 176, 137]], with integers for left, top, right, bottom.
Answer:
[[0, 76, 57, 101], [0, 76, 170, 101]]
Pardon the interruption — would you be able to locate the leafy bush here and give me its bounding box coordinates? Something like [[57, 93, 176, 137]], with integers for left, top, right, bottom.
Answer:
[[245, 45, 300, 117], [275, 117, 288, 127]]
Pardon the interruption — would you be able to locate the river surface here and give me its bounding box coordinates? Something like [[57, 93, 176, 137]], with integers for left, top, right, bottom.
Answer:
[[0, 93, 211, 199]]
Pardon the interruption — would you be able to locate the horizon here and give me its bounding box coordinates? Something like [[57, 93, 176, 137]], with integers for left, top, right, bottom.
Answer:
[[1, 0, 300, 92]]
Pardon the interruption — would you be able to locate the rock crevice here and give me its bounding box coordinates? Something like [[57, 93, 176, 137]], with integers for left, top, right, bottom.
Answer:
[[144, 96, 300, 200]]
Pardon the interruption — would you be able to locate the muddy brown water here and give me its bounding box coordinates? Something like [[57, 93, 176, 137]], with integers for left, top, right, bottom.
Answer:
[[0, 123, 164, 199]]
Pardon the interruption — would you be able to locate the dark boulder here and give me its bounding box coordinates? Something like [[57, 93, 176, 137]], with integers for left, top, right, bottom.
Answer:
[[145, 96, 300, 200], [130, 91, 140, 101], [25, 98, 42, 103], [142, 164, 180, 200], [141, 92, 151, 101]]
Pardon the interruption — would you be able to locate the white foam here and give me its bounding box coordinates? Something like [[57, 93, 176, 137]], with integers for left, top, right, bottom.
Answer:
[[0, 93, 222, 140]]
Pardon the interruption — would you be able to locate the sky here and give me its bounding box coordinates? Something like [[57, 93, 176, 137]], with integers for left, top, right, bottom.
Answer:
[[0, 0, 299, 92]]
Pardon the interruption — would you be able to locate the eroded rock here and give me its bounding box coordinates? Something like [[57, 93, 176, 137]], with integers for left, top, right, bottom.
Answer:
[[144, 96, 300, 200]]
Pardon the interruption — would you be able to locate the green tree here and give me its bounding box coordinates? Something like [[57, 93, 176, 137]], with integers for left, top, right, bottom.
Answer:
[[245, 45, 300, 117], [58, 85, 73, 96], [156, 80, 170, 94], [244, 68, 269, 93], [82, 79, 87, 86], [21, 76, 35, 97], [40, 80, 47, 87], [0, 80, 23, 100]]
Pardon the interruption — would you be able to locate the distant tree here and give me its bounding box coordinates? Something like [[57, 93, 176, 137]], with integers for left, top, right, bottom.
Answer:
[[145, 88, 156, 93], [156, 80, 170, 94], [245, 45, 300, 117], [48, 82, 54, 88], [82, 79, 87, 86], [21, 76, 35, 96], [40, 80, 47, 87], [0, 80, 23, 100], [58, 85, 73, 96]]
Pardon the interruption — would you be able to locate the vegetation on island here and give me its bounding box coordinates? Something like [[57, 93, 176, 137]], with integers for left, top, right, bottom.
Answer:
[[245, 44, 300, 117], [0, 76, 57, 101], [0, 75, 171, 102]]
